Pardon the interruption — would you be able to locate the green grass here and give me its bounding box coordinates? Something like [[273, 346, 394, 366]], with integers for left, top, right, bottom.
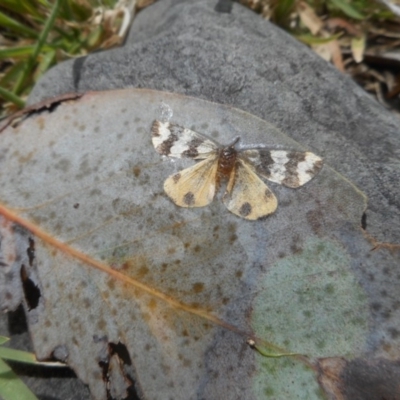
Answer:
[[0, 0, 128, 116], [0, 336, 65, 400]]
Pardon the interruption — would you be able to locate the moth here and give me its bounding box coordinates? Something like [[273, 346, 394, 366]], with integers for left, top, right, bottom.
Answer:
[[151, 120, 323, 220]]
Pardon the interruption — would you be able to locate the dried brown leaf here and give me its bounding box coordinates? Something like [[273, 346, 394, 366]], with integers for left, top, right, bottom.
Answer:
[[297, 1, 323, 35]]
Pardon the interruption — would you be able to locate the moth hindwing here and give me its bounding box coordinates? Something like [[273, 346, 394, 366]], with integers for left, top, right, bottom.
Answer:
[[151, 120, 323, 220]]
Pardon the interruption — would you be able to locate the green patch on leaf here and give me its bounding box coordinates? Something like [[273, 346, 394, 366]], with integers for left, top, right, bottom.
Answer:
[[251, 238, 369, 398], [253, 356, 324, 400]]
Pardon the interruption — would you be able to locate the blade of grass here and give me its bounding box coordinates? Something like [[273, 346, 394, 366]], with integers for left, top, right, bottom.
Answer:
[[0, 348, 36, 364], [67, 0, 92, 22], [52, 25, 77, 41], [274, 0, 296, 25], [60, 0, 74, 20], [67, 37, 87, 54], [0, 11, 39, 38], [0, 62, 26, 86], [0, 47, 35, 59], [0, 86, 25, 108], [86, 25, 103, 49], [0, 346, 37, 364], [34, 49, 56, 79], [13, 0, 62, 96], [0, 336, 64, 368], [0, 337, 9, 346], [0, 345, 65, 367], [0, 358, 38, 400], [295, 33, 342, 44], [0, 0, 42, 19], [329, 0, 365, 20], [0, 45, 53, 60]]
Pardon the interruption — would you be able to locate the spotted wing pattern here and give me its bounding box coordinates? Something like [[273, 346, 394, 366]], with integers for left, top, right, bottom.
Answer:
[[241, 150, 323, 188], [152, 120, 218, 160], [163, 155, 219, 208], [223, 159, 278, 220]]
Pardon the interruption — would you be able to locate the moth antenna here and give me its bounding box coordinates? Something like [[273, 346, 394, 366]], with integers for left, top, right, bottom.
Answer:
[[229, 137, 240, 147]]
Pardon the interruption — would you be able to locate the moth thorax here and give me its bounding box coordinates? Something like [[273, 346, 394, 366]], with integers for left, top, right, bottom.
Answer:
[[218, 146, 238, 177]]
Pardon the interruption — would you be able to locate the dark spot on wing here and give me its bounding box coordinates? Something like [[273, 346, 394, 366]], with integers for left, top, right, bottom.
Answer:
[[183, 192, 195, 206], [182, 138, 204, 158], [156, 133, 178, 155], [256, 151, 275, 177], [264, 189, 275, 200], [152, 121, 184, 155], [172, 173, 181, 183], [287, 152, 306, 165], [239, 202, 252, 217], [151, 120, 161, 137], [183, 147, 198, 158], [282, 175, 300, 187], [307, 158, 323, 175], [282, 152, 305, 187], [169, 123, 185, 137]]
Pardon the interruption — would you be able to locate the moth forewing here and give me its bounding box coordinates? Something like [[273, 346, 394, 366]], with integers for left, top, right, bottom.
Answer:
[[241, 149, 323, 188], [151, 120, 218, 159], [223, 159, 278, 220], [163, 155, 219, 208]]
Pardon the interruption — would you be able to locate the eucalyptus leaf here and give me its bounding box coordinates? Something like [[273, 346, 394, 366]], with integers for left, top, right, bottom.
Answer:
[[0, 89, 374, 400]]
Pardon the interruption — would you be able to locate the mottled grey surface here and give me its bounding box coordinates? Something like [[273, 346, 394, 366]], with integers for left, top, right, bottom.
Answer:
[[3, 0, 399, 398]]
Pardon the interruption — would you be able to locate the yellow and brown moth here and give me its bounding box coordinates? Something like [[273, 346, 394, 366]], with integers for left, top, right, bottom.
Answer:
[[151, 120, 323, 220]]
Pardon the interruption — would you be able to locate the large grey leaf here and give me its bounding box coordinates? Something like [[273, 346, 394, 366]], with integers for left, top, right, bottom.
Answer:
[[0, 89, 396, 399]]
